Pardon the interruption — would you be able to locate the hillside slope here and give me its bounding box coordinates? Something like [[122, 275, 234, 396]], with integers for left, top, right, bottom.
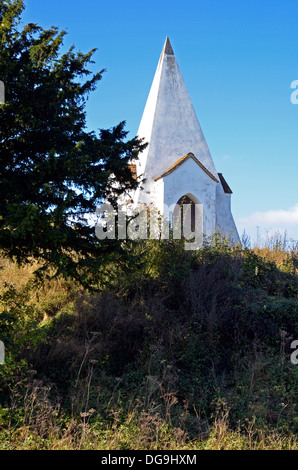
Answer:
[[0, 239, 297, 449]]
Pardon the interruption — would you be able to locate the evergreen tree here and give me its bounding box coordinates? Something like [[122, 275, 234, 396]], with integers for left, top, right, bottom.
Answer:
[[0, 0, 146, 287]]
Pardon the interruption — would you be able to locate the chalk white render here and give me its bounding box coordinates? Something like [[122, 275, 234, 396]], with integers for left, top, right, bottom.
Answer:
[[127, 37, 240, 244]]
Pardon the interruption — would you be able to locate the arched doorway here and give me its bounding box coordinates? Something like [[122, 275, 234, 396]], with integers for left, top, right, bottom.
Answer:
[[172, 194, 202, 240]]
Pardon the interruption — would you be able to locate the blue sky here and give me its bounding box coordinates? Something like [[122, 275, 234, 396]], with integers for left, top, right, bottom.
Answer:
[[22, 0, 298, 244]]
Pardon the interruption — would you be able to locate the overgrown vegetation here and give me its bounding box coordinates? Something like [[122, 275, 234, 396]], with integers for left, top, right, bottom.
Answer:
[[0, 235, 297, 450], [1, 0, 297, 453]]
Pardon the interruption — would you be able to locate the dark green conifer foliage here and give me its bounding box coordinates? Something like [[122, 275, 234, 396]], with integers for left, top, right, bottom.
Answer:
[[0, 0, 146, 287]]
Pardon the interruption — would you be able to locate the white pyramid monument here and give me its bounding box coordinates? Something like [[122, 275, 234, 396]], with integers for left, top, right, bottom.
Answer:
[[130, 37, 240, 243]]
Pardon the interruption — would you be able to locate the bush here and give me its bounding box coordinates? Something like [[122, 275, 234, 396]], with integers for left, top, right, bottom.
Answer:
[[0, 239, 297, 448]]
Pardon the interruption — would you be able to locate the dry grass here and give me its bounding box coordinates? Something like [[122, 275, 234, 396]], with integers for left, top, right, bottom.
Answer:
[[0, 236, 297, 451], [0, 256, 39, 291], [252, 231, 297, 272], [0, 255, 80, 320], [1, 399, 297, 451]]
